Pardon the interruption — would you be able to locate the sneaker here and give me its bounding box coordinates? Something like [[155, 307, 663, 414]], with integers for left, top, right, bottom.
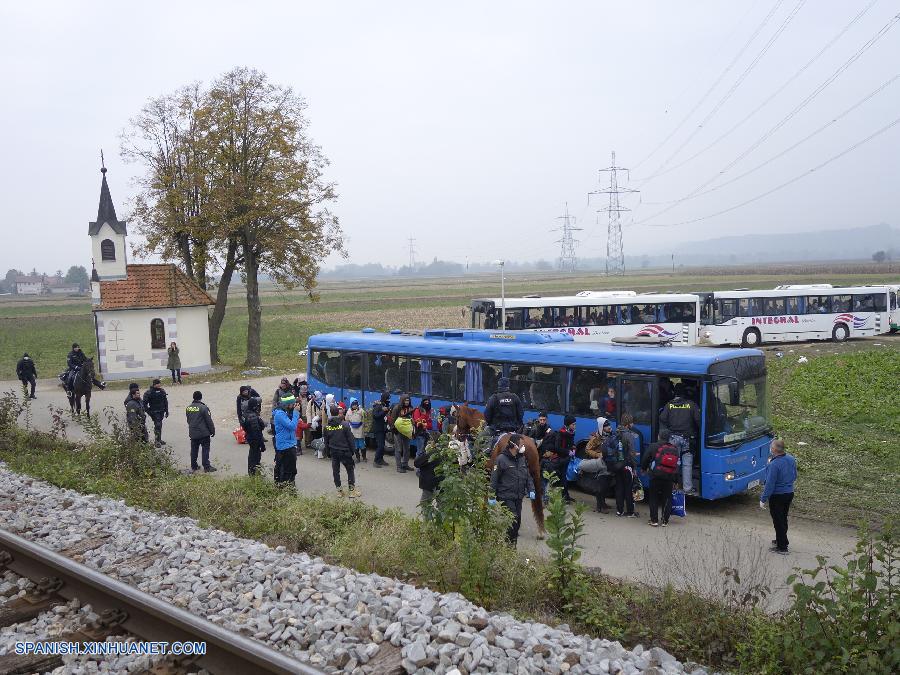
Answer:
[[661, 521, 668, 527], [349, 487, 361, 499], [30, 395, 37, 400], [373, 459, 387, 467], [99, 381, 107, 390], [203, 466, 217, 473], [336, 487, 346, 498], [648, 521, 659, 527], [626, 513, 639, 519], [397, 467, 407, 473], [616, 512, 624, 517], [769, 546, 788, 555]]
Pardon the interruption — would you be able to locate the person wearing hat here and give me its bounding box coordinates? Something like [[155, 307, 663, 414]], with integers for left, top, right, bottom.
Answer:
[[484, 377, 524, 435], [125, 387, 148, 444], [142, 379, 169, 447], [540, 415, 577, 503], [16, 353, 37, 399], [186, 391, 216, 473], [272, 393, 300, 487], [63, 343, 105, 391], [582, 417, 613, 513], [236, 384, 262, 426], [241, 395, 267, 476], [325, 404, 361, 498]]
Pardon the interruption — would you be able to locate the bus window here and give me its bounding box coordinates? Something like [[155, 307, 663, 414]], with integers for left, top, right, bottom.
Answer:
[[718, 299, 738, 322], [367, 353, 407, 393], [553, 307, 577, 328], [342, 353, 362, 390], [785, 297, 801, 314], [568, 368, 620, 417], [762, 298, 786, 316], [526, 309, 543, 328], [831, 295, 851, 313], [853, 293, 886, 312], [805, 295, 831, 314], [620, 377, 654, 428], [504, 309, 525, 330], [430, 359, 462, 401], [612, 305, 630, 325], [311, 350, 342, 387], [891, 291, 897, 310], [583, 306, 602, 327], [738, 298, 760, 317], [631, 304, 657, 324], [522, 366, 564, 412], [481, 362, 503, 398], [660, 302, 696, 323]]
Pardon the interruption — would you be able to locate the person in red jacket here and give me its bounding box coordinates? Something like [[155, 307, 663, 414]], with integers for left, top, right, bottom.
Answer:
[[412, 397, 434, 457]]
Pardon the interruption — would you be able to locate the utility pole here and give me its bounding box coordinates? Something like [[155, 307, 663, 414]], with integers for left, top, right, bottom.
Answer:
[[671, 253, 675, 274], [407, 237, 417, 270], [554, 202, 582, 272], [589, 151, 639, 276]]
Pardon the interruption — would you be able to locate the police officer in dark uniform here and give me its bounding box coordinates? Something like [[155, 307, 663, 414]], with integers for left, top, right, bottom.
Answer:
[[124, 388, 148, 444], [16, 353, 37, 399], [659, 383, 701, 495], [484, 377, 524, 436], [64, 343, 105, 390], [142, 379, 169, 447]]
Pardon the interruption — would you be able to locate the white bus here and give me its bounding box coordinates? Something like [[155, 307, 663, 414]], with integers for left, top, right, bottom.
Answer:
[[698, 286, 893, 347], [470, 292, 701, 345]]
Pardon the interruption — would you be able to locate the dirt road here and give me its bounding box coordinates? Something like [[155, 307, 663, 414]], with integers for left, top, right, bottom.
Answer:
[[7, 375, 859, 608]]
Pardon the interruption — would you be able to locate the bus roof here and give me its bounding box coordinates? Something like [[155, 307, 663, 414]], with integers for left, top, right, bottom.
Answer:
[[308, 329, 756, 376], [471, 293, 699, 308], [712, 286, 890, 299]]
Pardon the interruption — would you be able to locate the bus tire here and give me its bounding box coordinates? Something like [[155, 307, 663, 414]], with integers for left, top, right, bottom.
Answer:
[[741, 328, 761, 348], [832, 323, 849, 342]]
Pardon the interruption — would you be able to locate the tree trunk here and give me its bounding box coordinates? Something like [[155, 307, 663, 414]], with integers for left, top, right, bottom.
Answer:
[[243, 234, 263, 367], [208, 239, 238, 364]]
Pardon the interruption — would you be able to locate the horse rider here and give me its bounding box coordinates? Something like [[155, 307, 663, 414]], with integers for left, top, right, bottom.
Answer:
[[63, 343, 106, 391], [484, 377, 524, 448]]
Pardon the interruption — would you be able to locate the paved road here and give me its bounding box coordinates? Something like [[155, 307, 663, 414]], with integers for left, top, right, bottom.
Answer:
[[8, 375, 858, 608]]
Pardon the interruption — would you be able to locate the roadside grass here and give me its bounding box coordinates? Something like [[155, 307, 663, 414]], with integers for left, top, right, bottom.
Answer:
[[769, 344, 900, 527], [0, 401, 769, 672], [0, 315, 95, 380]]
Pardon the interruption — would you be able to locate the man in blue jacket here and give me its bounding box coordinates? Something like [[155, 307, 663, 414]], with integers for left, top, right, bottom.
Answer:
[[760, 439, 797, 555], [273, 394, 300, 488]]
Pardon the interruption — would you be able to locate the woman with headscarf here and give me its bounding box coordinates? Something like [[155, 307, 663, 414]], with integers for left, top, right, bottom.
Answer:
[[344, 398, 366, 462], [412, 397, 434, 458]]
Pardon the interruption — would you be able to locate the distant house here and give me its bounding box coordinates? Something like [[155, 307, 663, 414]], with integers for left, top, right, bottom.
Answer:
[[14, 275, 82, 295], [15, 275, 44, 295], [87, 164, 214, 380]]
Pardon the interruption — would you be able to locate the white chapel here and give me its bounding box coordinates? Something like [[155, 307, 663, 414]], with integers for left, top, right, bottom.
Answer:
[[88, 164, 215, 380]]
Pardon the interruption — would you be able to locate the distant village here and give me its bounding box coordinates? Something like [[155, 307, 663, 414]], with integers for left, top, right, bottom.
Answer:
[[1, 267, 89, 296]]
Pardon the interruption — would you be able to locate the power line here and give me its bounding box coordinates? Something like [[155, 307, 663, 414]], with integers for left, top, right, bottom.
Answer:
[[631, 0, 786, 172], [635, 114, 900, 229], [640, 0, 808, 182], [636, 0, 880, 185], [634, 11, 900, 226], [645, 73, 900, 205], [554, 203, 582, 272], [589, 152, 639, 276]]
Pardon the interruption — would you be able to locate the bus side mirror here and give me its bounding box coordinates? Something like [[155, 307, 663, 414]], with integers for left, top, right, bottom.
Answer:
[[728, 382, 740, 406]]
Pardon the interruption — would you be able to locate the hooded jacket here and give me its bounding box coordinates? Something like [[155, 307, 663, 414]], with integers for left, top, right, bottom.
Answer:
[[272, 385, 293, 409], [237, 389, 261, 423], [186, 400, 216, 439], [370, 396, 391, 433], [273, 407, 299, 451], [125, 397, 147, 437], [344, 402, 365, 440], [490, 440, 535, 501], [324, 415, 356, 458], [414, 444, 441, 492]]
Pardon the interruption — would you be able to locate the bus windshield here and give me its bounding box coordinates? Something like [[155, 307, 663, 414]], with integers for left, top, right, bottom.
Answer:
[[705, 357, 771, 447]]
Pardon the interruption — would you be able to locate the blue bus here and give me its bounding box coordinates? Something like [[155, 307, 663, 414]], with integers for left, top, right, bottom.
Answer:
[[306, 328, 773, 499]]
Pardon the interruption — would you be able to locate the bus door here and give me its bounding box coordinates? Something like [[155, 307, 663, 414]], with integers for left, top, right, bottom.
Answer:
[[617, 375, 657, 458], [341, 352, 364, 407]]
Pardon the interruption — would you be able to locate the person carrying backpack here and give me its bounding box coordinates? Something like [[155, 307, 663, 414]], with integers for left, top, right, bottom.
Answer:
[[641, 429, 680, 526], [606, 413, 639, 518], [241, 396, 266, 476]]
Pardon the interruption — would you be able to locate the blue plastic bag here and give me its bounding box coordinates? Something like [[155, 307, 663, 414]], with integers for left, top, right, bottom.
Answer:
[[565, 457, 582, 482], [671, 489, 687, 518]]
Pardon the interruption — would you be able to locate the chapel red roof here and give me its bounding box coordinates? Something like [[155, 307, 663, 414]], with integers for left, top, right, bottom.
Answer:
[[95, 264, 214, 311]]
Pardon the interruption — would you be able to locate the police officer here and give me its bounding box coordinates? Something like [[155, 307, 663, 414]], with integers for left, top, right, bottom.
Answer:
[[659, 383, 701, 495], [484, 377, 524, 435], [489, 434, 536, 545], [186, 391, 216, 473], [124, 388, 148, 444], [16, 353, 37, 399], [142, 379, 169, 447], [64, 343, 105, 390]]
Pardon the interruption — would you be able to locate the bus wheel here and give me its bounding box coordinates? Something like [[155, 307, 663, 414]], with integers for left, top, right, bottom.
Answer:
[[741, 328, 761, 347], [832, 323, 849, 342]]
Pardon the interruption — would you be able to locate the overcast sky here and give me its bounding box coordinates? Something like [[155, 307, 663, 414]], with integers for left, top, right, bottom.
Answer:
[[1, 0, 898, 274]]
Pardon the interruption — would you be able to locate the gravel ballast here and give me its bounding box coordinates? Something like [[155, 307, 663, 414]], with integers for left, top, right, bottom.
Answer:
[[0, 465, 710, 674]]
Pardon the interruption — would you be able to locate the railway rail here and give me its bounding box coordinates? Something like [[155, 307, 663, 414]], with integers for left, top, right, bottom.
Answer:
[[0, 528, 323, 675]]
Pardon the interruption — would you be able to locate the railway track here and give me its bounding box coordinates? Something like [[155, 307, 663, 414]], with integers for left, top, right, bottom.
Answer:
[[0, 529, 323, 675]]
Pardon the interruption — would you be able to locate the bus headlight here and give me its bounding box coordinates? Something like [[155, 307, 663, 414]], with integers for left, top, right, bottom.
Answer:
[[703, 331, 712, 339], [724, 471, 736, 481]]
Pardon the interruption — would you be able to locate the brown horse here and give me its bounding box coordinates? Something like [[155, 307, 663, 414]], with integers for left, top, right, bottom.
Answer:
[[487, 433, 546, 539], [452, 403, 485, 442]]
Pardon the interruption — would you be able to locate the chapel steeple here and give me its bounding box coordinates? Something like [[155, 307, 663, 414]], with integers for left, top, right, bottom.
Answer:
[[88, 155, 128, 280]]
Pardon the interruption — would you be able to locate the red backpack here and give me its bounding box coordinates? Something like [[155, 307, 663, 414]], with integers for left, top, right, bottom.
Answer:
[[653, 443, 680, 479]]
